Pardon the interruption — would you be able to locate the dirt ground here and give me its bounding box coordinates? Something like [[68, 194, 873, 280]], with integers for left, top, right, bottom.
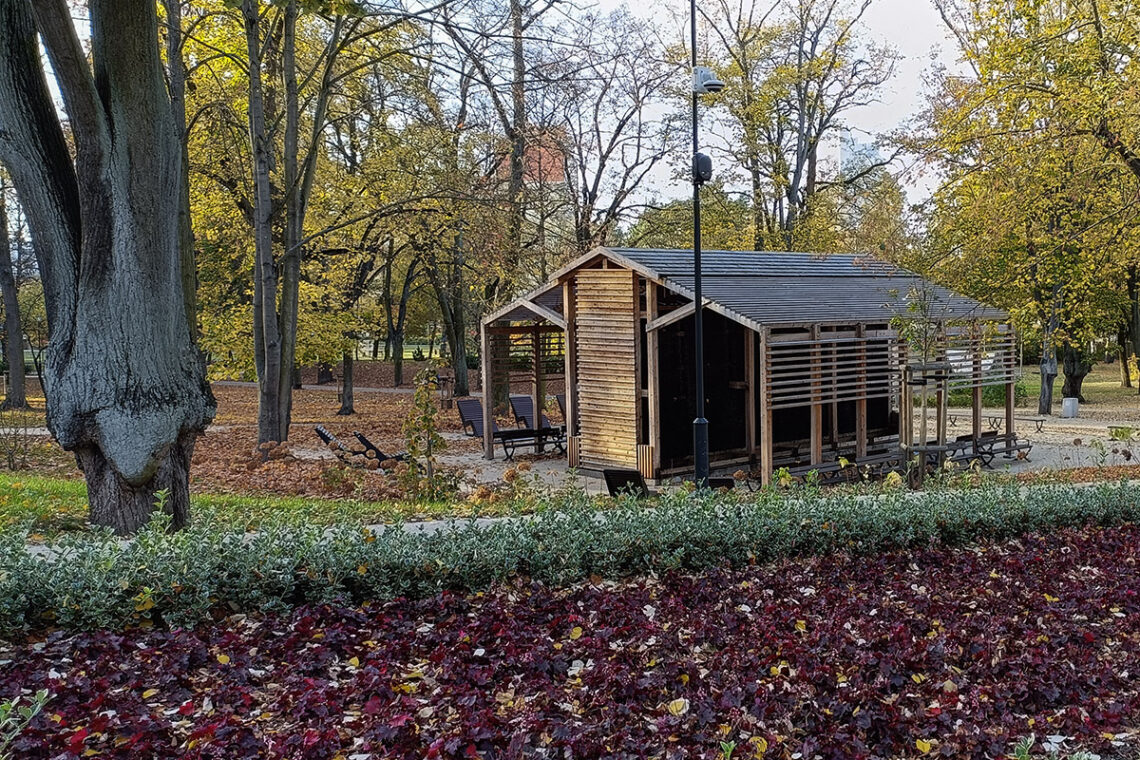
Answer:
[[7, 360, 1140, 500]]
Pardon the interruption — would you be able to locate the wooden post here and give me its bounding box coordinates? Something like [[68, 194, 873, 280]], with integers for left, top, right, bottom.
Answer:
[[481, 323, 494, 459], [646, 281, 661, 474], [898, 339, 910, 449], [810, 325, 822, 465], [855, 324, 867, 458], [745, 328, 756, 455], [759, 327, 773, 486], [532, 326, 544, 450], [562, 279, 577, 437], [972, 327, 983, 441], [829, 333, 839, 449], [1005, 323, 1016, 442], [935, 325, 947, 460], [632, 273, 643, 451]]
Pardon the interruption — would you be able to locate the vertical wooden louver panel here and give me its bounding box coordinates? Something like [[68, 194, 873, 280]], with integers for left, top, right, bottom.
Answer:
[[575, 268, 638, 469]]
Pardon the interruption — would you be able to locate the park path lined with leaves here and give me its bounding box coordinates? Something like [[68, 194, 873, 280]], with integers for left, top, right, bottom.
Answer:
[[3, 523, 1139, 760]]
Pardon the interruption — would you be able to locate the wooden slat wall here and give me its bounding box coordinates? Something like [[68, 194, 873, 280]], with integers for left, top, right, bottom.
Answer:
[[942, 325, 1017, 389], [767, 335, 900, 409], [575, 268, 638, 469]]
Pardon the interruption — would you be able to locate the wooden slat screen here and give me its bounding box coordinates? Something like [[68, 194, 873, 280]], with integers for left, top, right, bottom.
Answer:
[[485, 326, 565, 382], [575, 269, 638, 468], [941, 325, 1017, 390], [766, 335, 902, 410]]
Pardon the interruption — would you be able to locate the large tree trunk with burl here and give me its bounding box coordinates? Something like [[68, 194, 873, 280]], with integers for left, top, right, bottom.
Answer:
[[1061, 343, 1092, 403], [0, 0, 213, 534]]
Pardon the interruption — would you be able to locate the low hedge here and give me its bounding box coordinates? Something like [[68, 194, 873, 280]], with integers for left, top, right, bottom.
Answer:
[[1, 479, 1138, 636]]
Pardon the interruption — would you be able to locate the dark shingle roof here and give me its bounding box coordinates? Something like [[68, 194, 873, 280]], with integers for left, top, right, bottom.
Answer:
[[608, 248, 1005, 327], [482, 247, 1005, 328]]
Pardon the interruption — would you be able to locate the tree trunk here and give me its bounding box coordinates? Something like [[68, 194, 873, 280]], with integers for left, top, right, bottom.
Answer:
[[1118, 323, 1133, 388], [337, 349, 354, 415], [508, 0, 526, 260], [1061, 343, 1092, 402], [1130, 264, 1140, 394], [81, 430, 196, 533], [0, 183, 27, 410], [243, 0, 284, 445], [277, 0, 302, 440], [1038, 339, 1057, 416], [0, 0, 214, 534], [428, 239, 470, 398], [392, 330, 405, 387], [391, 255, 417, 388], [162, 0, 197, 342]]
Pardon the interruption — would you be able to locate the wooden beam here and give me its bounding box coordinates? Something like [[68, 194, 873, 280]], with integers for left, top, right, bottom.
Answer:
[[645, 301, 698, 333], [759, 328, 773, 486], [810, 325, 822, 466], [935, 325, 947, 452], [633, 272, 643, 449], [1006, 321, 1016, 440], [563, 279, 577, 437], [532, 327, 543, 450], [898, 340, 910, 449], [646, 281, 661, 474], [829, 331, 839, 448], [519, 299, 566, 329], [855, 324, 867, 458], [745, 327, 756, 455], [972, 326, 983, 440], [481, 324, 493, 460]]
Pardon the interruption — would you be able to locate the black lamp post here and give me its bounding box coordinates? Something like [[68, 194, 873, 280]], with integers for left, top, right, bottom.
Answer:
[[690, 0, 723, 485]]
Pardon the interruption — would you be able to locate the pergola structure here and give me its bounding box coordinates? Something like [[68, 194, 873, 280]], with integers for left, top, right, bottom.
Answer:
[[480, 247, 1020, 483]]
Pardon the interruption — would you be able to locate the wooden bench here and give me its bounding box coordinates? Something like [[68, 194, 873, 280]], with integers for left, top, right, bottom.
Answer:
[[495, 426, 566, 460], [1016, 416, 1045, 434]]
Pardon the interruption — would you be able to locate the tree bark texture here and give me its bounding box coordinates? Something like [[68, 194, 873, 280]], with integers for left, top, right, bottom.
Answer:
[[0, 0, 214, 534], [0, 184, 27, 409], [1061, 343, 1092, 402], [162, 0, 197, 342], [244, 3, 345, 443], [337, 350, 354, 415], [242, 0, 284, 445]]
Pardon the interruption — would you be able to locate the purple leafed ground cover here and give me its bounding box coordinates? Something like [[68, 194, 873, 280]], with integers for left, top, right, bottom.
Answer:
[[3, 524, 1138, 759]]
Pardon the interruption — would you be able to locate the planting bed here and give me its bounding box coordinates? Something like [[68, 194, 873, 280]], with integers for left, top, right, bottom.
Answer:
[[3, 523, 1138, 759]]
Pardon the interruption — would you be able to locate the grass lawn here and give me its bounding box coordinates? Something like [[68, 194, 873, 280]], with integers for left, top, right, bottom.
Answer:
[[0, 472, 519, 535], [1017, 361, 1138, 407]]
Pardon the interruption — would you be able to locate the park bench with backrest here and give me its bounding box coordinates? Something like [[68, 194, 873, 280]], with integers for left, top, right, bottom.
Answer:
[[509, 395, 566, 451], [456, 398, 564, 460]]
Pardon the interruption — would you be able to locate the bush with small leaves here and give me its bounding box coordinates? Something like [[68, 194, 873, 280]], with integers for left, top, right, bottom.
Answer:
[[2, 479, 1139, 636]]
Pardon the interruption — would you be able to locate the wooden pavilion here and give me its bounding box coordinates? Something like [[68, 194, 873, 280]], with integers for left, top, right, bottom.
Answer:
[[480, 247, 1020, 484]]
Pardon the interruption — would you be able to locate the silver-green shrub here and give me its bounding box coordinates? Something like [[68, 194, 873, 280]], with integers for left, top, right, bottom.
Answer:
[[1, 480, 1137, 636]]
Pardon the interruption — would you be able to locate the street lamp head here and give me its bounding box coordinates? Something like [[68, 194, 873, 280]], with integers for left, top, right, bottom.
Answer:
[[692, 66, 725, 94], [693, 152, 713, 185]]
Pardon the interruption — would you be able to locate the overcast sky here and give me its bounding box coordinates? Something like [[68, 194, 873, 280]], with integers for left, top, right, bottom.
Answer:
[[597, 0, 960, 205]]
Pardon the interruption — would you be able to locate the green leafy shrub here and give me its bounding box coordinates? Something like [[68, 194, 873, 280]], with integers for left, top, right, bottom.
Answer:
[[948, 378, 1028, 407], [0, 689, 49, 759], [1, 480, 1139, 636]]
